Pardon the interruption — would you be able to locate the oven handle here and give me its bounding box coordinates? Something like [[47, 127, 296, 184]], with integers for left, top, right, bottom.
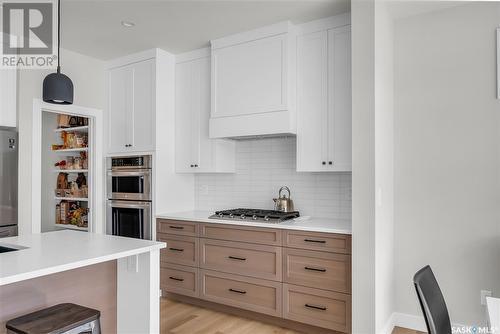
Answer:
[[107, 201, 151, 209], [108, 170, 151, 177]]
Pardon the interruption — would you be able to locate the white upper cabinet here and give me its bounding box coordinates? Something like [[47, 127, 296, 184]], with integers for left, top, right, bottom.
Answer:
[[107, 58, 155, 154], [296, 24, 351, 172], [175, 49, 235, 173], [209, 22, 296, 138], [0, 69, 17, 128]]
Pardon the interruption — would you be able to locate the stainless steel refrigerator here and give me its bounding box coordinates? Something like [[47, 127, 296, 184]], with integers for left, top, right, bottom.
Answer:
[[0, 129, 17, 237]]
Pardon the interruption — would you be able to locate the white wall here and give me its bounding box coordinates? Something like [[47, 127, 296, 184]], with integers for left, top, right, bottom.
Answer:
[[194, 137, 352, 218], [374, 1, 395, 332], [18, 48, 105, 235], [394, 3, 500, 326], [351, 0, 376, 332]]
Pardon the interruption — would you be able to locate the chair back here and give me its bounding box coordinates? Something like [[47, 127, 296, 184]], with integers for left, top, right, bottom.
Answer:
[[413, 265, 452, 334]]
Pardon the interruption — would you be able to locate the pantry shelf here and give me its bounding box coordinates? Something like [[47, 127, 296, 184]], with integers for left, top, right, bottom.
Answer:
[[52, 148, 88, 153], [54, 126, 89, 133], [53, 223, 89, 231], [53, 169, 88, 173], [54, 197, 89, 202]]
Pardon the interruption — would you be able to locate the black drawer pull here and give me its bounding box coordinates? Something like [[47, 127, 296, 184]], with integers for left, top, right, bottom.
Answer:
[[169, 247, 184, 252], [304, 239, 326, 244], [305, 304, 327, 311], [229, 288, 247, 294], [169, 276, 184, 282], [169, 226, 184, 230], [304, 266, 327, 272], [228, 256, 247, 261]]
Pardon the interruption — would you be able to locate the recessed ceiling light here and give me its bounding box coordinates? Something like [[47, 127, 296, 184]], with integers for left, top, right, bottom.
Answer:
[[121, 21, 135, 28]]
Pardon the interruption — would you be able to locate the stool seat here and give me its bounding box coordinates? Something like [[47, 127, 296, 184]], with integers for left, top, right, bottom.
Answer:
[[6, 303, 100, 334]]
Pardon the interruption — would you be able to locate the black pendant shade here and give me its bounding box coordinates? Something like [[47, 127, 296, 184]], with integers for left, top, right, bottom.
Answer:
[[43, 0, 73, 105], [43, 67, 73, 104]]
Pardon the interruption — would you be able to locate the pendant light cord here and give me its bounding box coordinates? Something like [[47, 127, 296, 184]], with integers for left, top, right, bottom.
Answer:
[[57, 0, 61, 72]]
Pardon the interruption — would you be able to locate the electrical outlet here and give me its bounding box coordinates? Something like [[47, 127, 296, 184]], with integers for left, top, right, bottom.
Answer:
[[481, 290, 492, 305]]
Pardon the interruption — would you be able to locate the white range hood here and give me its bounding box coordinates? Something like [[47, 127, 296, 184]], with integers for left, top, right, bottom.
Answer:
[[209, 21, 297, 139]]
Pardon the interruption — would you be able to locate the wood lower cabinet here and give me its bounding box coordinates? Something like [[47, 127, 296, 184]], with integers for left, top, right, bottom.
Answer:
[[158, 219, 352, 333], [200, 238, 282, 281], [283, 284, 351, 333], [200, 269, 282, 317], [161, 264, 199, 298], [284, 248, 351, 294]]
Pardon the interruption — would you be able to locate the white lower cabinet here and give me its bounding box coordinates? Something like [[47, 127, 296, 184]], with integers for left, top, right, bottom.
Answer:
[[0, 69, 17, 128], [296, 25, 351, 172], [175, 50, 235, 173]]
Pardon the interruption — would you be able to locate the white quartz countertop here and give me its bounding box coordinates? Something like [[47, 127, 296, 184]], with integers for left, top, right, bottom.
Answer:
[[0, 230, 166, 286], [156, 211, 352, 235]]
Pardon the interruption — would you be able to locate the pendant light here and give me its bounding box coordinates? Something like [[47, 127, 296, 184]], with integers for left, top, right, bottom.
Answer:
[[43, 0, 73, 104]]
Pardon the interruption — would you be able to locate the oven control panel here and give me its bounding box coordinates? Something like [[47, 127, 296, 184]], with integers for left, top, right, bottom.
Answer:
[[108, 155, 151, 169]]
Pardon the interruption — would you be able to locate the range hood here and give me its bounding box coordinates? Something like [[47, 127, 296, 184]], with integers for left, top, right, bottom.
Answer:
[[208, 21, 297, 139]]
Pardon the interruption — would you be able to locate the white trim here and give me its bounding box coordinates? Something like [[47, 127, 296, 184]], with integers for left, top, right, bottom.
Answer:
[[296, 12, 351, 36], [31, 99, 104, 235], [175, 47, 210, 63], [210, 21, 292, 50], [379, 313, 396, 334]]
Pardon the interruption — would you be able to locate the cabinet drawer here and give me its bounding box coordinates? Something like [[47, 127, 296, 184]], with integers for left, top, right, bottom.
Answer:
[[157, 234, 199, 267], [200, 269, 282, 317], [200, 239, 282, 281], [284, 248, 351, 294], [283, 248, 351, 293], [200, 223, 282, 246], [284, 231, 351, 254], [161, 264, 199, 298], [283, 284, 351, 333], [157, 219, 199, 236]]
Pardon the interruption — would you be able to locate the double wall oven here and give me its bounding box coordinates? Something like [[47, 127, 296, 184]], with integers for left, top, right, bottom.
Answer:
[[106, 156, 152, 240]]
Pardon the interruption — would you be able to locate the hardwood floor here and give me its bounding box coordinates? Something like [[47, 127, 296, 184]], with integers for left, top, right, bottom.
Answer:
[[160, 298, 303, 334], [160, 298, 425, 334]]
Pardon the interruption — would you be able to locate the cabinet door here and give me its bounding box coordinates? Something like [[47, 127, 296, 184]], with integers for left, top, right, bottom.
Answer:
[[196, 56, 214, 172], [327, 26, 352, 171], [175, 60, 198, 172], [108, 65, 133, 153], [296, 31, 329, 172], [212, 34, 287, 118], [131, 59, 155, 152], [0, 69, 16, 128]]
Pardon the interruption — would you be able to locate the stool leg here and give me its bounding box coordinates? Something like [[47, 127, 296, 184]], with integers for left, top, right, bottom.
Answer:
[[90, 319, 101, 334]]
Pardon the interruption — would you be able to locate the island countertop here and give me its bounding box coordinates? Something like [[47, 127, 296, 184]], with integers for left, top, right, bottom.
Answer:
[[0, 230, 166, 286], [156, 210, 352, 234]]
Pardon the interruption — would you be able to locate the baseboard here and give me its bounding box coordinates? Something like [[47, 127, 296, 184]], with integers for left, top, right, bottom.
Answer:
[[392, 312, 427, 332], [379, 313, 396, 334]]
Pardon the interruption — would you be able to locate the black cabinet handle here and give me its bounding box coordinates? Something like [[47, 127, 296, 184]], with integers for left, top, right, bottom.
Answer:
[[190, 164, 194, 168], [169, 276, 184, 282], [305, 266, 327, 272], [194, 164, 198, 167], [304, 239, 326, 244], [229, 288, 246, 294], [329, 161, 333, 165], [322, 161, 326, 165], [228, 256, 246, 261], [169, 247, 184, 252], [305, 304, 327, 311], [169, 226, 184, 230]]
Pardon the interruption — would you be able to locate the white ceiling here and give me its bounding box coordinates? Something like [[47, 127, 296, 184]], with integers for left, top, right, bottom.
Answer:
[[60, 0, 350, 60]]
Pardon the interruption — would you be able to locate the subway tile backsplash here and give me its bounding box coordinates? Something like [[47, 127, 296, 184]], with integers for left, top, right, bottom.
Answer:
[[194, 137, 352, 219]]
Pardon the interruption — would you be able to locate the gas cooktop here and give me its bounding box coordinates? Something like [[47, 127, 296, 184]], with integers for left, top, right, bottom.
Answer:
[[209, 208, 300, 224]]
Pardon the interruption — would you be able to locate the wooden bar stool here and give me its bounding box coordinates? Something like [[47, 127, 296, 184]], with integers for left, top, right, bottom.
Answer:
[[6, 303, 101, 334]]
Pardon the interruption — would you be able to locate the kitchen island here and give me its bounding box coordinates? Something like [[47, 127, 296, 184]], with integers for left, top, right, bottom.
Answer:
[[0, 230, 166, 333]]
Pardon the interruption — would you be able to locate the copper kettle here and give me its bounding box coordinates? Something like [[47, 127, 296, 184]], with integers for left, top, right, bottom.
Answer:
[[273, 186, 294, 212]]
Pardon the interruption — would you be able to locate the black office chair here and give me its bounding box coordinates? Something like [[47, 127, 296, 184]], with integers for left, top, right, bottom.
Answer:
[[413, 265, 452, 334]]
